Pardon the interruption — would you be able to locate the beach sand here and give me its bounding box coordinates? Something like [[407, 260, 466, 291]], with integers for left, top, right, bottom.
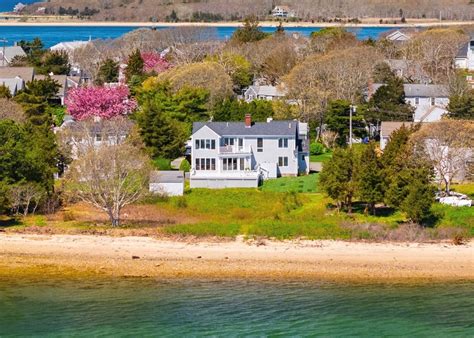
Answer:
[[0, 234, 472, 282]]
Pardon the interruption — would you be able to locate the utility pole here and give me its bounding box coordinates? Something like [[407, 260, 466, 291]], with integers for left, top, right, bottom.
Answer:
[[349, 105, 356, 148], [0, 38, 7, 67]]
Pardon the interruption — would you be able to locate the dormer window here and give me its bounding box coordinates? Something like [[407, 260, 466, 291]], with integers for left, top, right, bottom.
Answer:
[[431, 97, 436, 106], [415, 97, 419, 105]]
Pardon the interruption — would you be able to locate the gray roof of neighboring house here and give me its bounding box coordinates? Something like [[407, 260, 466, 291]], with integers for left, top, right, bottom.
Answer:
[[193, 120, 298, 136], [380, 121, 416, 137], [0, 46, 26, 63], [457, 41, 469, 58], [372, 83, 449, 98], [150, 171, 185, 184], [0, 67, 34, 82], [0, 77, 24, 95], [36, 74, 68, 97], [247, 85, 286, 97]]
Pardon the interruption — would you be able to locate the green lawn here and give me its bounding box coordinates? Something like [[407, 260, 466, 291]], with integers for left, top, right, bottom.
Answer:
[[152, 157, 172, 170], [260, 174, 319, 193], [310, 152, 332, 163]]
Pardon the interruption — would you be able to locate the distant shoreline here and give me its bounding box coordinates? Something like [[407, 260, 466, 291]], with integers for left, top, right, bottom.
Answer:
[[1, 234, 472, 282], [0, 17, 474, 28]]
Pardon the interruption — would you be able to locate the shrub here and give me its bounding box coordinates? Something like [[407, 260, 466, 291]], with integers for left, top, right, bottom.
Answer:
[[152, 157, 172, 170], [310, 142, 325, 156], [174, 196, 188, 209], [179, 159, 191, 172]]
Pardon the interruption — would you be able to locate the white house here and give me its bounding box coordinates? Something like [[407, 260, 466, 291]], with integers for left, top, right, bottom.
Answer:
[[190, 115, 309, 189], [455, 39, 474, 71], [372, 83, 449, 122], [150, 171, 185, 196], [384, 30, 412, 42], [13, 3, 27, 13], [243, 84, 287, 102], [271, 6, 295, 18]]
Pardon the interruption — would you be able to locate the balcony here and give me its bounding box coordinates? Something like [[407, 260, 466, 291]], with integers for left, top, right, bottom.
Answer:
[[218, 145, 252, 156]]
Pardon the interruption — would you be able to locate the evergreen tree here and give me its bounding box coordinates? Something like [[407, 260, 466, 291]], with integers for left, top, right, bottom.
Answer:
[[0, 84, 12, 99], [400, 179, 435, 224], [37, 50, 70, 75], [325, 100, 366, 146], [212, 98, 274, 122], [357, 141, 383, 215], [231, 16, 269, 43], [448, 90, 474, 120], [96, 58, 119, 85], [125, 49, 144, 83], [363, 73, 413, 127], [319, 147, 359, 213]]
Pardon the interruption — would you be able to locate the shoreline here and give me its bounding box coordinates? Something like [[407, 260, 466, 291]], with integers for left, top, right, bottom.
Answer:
[[1, 234, 472, 282], [0, 18, 474, 28]]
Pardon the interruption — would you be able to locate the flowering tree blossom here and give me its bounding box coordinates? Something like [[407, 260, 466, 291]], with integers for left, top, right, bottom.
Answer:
[[66, 85, 137, 120], [141, 52, 171, 74]]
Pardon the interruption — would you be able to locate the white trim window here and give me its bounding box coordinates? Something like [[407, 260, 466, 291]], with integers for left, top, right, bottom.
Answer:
[[278, 156, 289, 167], [415, 97, 419, 105], [195, 158, 216, 170], [278, 138, 288, 148], [257, 138, 263, 152], [223, 158, 244, 171], [195, 139, 216, 150]]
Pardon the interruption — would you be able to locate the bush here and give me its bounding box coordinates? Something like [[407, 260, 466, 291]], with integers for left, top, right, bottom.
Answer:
[[179, 159, 191, 172], [174, 196, 188, 209], [310, 142, 325, 156], [152, 157, 172, 170]]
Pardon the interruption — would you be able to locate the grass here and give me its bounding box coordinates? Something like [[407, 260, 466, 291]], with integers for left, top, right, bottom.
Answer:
[[5, 180, 473, 241], [310, 152, 332, 163], [152, 157, 172, 170], [260, 174, 319, 193]]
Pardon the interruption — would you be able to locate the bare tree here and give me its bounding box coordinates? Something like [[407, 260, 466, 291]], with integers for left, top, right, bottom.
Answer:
[[64, 118, 150, 227], [9, 183, 45, 216], [0, 99, 25, 123], [411, 120, 474, 194]]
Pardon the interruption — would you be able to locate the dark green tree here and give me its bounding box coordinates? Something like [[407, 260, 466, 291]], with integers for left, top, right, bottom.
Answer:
[[37, 50, 70, 75], [231, 16, 269, 43], [212, 98, 274, 122], [0, 84, 12, 99], [448, 90, 474, 120], [325, 100, 366, 146], [363, 74, 413, 127], [357, 141, 383, 215], [96, 58, 119, 85], [319, 147, 359, 213], [125, 49, 144, 83]]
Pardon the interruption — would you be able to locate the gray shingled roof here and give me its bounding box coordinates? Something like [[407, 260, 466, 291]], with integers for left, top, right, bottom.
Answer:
[[150, 171, 185, 184], [457, 41, 469, 58], [372, 83, 448, 98], [193, 120, 297, 136], [0, 67, 34, 82], [0, 46, 26, 63]]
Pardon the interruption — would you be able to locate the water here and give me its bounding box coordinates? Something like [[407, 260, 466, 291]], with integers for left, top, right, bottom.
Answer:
[[0, 277, 473, 336], [0, 25, 396, 47], [0, 0, 37, 12]]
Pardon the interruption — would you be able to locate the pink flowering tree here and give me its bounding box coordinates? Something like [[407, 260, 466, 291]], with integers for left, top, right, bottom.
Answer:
[[141, 51, 171, 74], [66, 86, 137, 120]]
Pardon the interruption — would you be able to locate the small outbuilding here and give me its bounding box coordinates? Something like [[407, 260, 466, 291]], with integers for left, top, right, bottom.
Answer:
[[149, 171, 185, 196]]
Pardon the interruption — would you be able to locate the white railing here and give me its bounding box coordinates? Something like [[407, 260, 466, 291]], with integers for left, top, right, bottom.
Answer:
[[219, 145, 250, 154]]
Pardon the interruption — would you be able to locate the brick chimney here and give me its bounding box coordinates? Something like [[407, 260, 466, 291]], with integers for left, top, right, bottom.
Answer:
[[245, 114, 252, 128]]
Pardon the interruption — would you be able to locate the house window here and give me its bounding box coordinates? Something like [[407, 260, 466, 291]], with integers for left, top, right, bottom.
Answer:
[[257, 138, 263, 152], [224, 138, 234, 146], [195, 139, 216, 150], [95, 134, 102, 142], [223, 158, 241, 171], [278, 138, 288, 148], [278, 157, 289, 167], [195, 158, 215, 170], [415, 97, 419, 105], [431, 97, 436, 106]]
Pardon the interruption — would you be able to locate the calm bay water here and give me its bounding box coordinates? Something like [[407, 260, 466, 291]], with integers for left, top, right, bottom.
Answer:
[[0, 277, 473, 336], [0, 25, 395, 47]]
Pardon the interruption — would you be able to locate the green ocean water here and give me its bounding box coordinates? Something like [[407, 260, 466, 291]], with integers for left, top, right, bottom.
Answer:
[[0, 277, 473, 337]]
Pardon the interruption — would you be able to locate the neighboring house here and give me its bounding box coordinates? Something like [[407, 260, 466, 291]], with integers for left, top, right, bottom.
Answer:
[[243, 84, 287, 102], [190, 115, 309, 189], [0, 67, 34, 95], [384, 30, 411, 42], [13, 3, 27, 12], [35, 74, 81, 105], [271, 6, 295, 18], [149, 171, 185, 196], [0, 46, 27, 66], [380, 121, 415, 150], [384, 59, 431, 84], [0, 76, 25, 96], [455, 38, 474, 71], [51, 40, 90, 77], [371, 83, 449, 122]]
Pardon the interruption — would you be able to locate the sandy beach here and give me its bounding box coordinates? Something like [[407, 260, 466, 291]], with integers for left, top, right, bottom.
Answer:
[[0, 234, 472, 282], [1, 17, 474, 28]]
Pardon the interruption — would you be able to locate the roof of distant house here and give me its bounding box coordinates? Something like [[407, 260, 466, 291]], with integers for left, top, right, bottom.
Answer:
[[36, 74, 68, 96], [380, 121, 417, 137], [150, 171, 185, 184], [246, 85, 287, 98], [0, 67, 34, 82], [0, 46, 26, 63], [456, 41, 470, 58], [273, 5, 291, 11], [372, 83, 449, 98], [50, 41, 90, 52], [193, 120, 298, 136], [0, 77, 24, 95]]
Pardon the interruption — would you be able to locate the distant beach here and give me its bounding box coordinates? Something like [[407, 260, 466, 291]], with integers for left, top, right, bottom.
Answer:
[[1, 234, 472, 282]]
